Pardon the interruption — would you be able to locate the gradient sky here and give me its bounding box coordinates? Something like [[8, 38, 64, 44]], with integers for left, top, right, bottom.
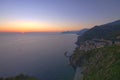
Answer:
[[0, 0, 120, 32]]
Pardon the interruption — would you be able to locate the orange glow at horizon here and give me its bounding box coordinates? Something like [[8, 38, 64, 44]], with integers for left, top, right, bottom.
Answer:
[[0, 21, 82, 32]]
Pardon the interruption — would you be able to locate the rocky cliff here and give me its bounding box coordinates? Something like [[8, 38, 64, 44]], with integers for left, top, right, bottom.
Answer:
[[70, 20, 120, 80], [71, 46, 120, 80]]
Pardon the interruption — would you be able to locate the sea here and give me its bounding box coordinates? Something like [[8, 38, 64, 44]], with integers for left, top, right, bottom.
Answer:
[[0, 32, 77, 80]]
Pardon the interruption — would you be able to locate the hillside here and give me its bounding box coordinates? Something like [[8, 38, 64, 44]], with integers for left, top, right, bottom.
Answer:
[[76, 29, 89, 35], [70, 20, 120, 80], [62, 29, 89, 36], [76, 20, 120, 45], [71, 46, 120, 80]]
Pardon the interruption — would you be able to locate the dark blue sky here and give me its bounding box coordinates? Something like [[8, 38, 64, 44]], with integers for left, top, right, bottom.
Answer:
[[0, 0, 120, 32]]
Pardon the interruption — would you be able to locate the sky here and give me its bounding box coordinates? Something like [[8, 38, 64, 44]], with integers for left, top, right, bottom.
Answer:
[[0, 0, 120, 32]]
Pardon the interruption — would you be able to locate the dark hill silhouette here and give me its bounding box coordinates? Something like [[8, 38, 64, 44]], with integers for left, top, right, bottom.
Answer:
[[76, 20, 120, 45], [62, 28, 89, 36]]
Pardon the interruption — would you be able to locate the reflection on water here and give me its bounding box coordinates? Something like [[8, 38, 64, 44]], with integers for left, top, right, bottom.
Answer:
[[0, 33, 77, 80]]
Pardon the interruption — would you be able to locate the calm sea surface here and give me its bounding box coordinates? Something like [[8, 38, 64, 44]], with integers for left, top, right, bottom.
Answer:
[[0, 33, 77, 80]]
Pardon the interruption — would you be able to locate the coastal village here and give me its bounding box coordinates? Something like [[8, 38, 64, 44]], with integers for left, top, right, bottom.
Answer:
[[79, 36, 120, 51]]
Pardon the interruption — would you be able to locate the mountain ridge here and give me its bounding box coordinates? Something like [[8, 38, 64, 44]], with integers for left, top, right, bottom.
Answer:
[[62, 28, 89, 36], [76, 19, 120, 45]]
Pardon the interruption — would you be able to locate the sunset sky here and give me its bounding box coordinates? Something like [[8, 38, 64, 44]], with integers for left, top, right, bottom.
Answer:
[[0, 0, 120, 32]]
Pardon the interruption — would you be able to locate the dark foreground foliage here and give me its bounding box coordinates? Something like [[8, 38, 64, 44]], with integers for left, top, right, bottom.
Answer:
[[0, 74, 38, 80]]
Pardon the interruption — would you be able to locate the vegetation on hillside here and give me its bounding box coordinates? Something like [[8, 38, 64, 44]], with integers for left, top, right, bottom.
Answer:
[[70, 46, 120, 80]]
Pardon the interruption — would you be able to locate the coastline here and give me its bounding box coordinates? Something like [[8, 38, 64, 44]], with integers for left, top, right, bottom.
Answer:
[[69, 29, 120, 80], [68, 35, 84, 80], [70, 45, 120, 80], [73, 67, 83, 80]]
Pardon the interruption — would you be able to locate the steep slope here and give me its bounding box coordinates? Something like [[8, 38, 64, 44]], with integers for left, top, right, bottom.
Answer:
[[76, 28, 89, 36], [83, 46, 120, 80], [71, 46, 120, 80], [77, 20, 120, 45], [71, 20, 120, 80]]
